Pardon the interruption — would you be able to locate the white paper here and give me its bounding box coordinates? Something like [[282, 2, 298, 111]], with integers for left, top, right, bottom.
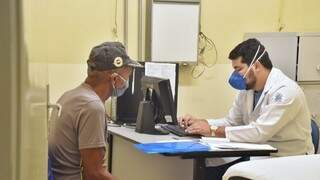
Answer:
[[145, 62, 176, 98], [201, 137, 230, 143], [156, 139, 196, 143], [200, 138, 276, 150]]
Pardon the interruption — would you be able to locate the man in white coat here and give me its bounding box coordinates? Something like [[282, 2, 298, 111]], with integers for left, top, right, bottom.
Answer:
[[179, 38, 314, 180]]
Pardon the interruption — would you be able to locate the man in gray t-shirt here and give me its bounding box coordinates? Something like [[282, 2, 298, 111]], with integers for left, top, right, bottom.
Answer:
[[49, 42, 142, 180]]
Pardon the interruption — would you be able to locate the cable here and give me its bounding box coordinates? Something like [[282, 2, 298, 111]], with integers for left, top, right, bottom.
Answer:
[[191, 31, 218, 79], [112, 0, 119, 40], [198, 32, 218, 68], [191, 62, 205, 79]]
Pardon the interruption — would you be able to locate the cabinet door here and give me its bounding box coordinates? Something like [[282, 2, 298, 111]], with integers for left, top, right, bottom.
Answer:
[[298, 36, 320, 81]]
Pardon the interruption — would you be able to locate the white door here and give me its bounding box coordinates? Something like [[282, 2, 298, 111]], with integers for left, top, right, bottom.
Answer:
[[0, 0, 49, 179], [21, 0, 49, 179]]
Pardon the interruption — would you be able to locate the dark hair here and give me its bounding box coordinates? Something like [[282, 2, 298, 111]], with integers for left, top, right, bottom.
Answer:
[[228, 38, 273, 70]]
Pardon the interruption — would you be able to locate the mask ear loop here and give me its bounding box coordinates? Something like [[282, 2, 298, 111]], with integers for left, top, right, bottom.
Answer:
[[111, 75, 117, 96], [255, 49, 266, 63], [243, 45, 261, 78], [112, 73, 127, 82], [244, 48, 266, 79], [112, 72, 127, 90]]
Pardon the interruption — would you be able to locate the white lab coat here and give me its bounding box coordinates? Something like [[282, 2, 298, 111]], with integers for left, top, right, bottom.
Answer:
[[207, 68, 314, 166]]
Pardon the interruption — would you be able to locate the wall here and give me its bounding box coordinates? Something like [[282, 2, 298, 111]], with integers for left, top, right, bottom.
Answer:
[[177, 0, 320, 119], [20, 0, 320, 179], [24, 0, 320, 119], [23, 0, 125, 104], [179, 0, 274, 118]]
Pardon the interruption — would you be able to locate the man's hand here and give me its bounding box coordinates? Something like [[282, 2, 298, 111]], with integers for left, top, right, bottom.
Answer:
[[178, 114, 200, 128], [185, 119, 211, 136], [215, 126, 226, 138]]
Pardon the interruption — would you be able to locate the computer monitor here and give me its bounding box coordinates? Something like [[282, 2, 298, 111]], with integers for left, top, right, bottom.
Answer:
[[115, 62, 179, 125], [135, 76, 177, 134]]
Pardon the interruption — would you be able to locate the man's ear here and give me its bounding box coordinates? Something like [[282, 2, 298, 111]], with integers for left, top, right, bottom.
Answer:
[[253, 61, 262, 71]]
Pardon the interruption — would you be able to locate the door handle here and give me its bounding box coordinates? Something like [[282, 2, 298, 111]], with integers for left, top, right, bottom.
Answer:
[[47, 103, 62, 117]]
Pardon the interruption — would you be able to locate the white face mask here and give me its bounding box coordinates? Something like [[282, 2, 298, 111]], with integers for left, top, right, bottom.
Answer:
[[112, 73, 129, 97]]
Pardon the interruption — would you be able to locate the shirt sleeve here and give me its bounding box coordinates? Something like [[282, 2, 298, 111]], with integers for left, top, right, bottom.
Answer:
[[207, 92, 245, 127], [78, 101, 106, 150], [225, 87, 302, 143]]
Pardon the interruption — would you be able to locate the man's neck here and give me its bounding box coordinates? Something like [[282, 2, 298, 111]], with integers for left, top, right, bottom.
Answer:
[[254, 69, 271, 91], [84, 80, 112, 102]]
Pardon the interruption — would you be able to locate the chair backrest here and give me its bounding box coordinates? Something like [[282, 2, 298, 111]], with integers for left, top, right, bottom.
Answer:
[[311, 119, 319, 154], [48, 156, 54, 180]]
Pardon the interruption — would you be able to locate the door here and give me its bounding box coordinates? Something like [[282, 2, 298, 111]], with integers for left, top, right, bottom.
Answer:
[[0, 0, 49, 179], [20, 0, 49, 179]]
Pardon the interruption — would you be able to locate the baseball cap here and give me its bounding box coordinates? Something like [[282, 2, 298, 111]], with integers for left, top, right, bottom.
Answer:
[[87, 42, 143, 71]]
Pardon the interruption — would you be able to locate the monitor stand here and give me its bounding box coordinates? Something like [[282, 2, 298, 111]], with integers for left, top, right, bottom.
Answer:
[[135, 100, 168, 135]]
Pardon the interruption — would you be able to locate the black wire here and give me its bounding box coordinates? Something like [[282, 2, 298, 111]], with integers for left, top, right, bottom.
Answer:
[[191, 32, 218, 79], [198, 32, 218, 68]]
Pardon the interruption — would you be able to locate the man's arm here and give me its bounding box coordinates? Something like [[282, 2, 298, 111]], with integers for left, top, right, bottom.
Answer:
[[225, 88, 301, 143], [80, 148, 115, 180]]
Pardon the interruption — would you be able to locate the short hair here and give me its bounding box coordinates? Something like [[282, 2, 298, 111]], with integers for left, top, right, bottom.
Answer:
[[229, 38, 273, 70]]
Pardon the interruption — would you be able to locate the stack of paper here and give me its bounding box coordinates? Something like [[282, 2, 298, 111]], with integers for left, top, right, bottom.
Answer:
[[200, 137, 276, 150]]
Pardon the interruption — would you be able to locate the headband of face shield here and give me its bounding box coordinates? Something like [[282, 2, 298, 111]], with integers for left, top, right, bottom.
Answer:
[[228, 45, 266, 90], [112, 73, 129, 97]]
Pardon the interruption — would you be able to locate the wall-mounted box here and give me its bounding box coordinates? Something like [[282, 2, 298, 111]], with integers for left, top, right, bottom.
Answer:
[[145, 0, 200, 63]]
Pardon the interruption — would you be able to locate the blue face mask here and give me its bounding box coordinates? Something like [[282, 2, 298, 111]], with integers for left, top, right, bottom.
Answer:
[[228, 45, 266, 90], [228, 71, 247, 90]]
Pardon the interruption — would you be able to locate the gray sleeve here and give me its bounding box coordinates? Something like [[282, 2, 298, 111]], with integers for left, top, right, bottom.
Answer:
[[78, 101, 106, 150]]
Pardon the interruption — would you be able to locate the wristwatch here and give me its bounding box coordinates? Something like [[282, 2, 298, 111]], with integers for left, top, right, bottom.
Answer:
[[210, 125, 219, 137]]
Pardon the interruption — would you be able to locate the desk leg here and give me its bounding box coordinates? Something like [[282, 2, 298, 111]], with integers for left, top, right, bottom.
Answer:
[[193, 158, 206, 180], [107, 133, 113, 173]]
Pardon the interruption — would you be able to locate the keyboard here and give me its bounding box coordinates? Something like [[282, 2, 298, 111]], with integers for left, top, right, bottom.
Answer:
[[161, 124, 201, 137]]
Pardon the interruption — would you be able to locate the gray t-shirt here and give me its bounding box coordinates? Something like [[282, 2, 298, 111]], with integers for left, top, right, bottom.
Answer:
[[49, 83, 107, 180]]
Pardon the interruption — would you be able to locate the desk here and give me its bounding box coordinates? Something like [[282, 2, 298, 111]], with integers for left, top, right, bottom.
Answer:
[[107, 126, 277, 180]]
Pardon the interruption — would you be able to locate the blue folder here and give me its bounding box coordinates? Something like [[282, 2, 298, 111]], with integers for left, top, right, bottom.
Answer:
[[134, 141, 210, 154]]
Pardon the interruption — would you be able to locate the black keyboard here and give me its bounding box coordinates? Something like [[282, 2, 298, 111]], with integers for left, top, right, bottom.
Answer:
[[161, 124, 201, 137]]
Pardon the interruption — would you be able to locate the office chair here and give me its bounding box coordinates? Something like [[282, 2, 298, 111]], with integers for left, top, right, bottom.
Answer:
[[311, 119, 319, 154], [48, 156, 54, 180]]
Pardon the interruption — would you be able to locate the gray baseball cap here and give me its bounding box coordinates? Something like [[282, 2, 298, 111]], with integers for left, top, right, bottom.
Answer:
[[87, 42, 143, 71]]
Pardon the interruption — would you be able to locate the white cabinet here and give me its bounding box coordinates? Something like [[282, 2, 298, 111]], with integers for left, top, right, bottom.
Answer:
[[244, 33, 298, 80], [298, 34, 320, 82], [245, 32, 320, 82]]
